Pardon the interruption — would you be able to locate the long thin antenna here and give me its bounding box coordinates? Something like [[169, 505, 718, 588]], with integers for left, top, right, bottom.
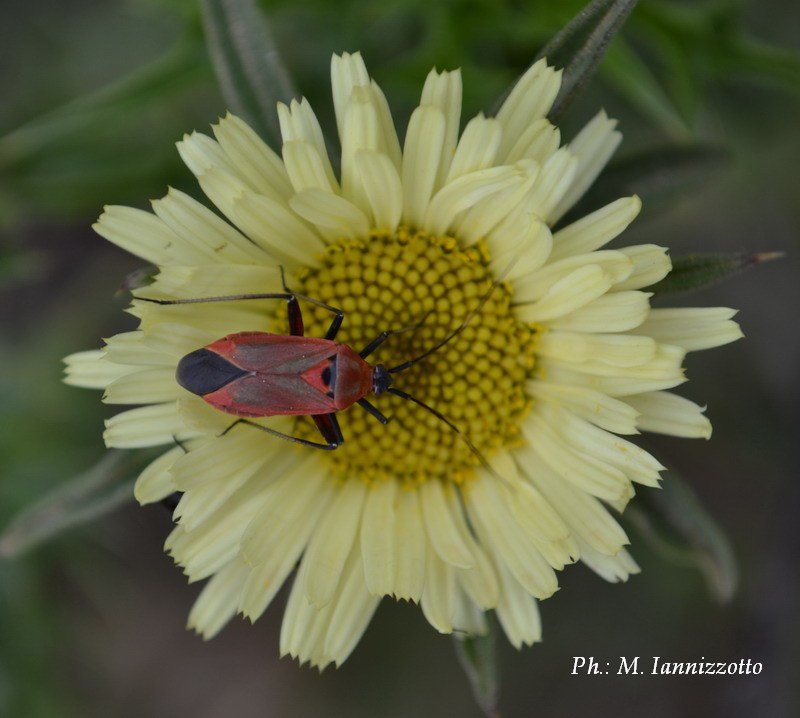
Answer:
[[387, 387, 508, 486], [388, 254, 520, 374]]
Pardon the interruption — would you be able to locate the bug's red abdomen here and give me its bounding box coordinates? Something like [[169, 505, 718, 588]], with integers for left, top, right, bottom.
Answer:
[[178, 332, 374, 418]]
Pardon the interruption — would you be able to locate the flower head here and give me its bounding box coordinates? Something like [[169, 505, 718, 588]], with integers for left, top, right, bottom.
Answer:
[[65, 52, 742, 668]]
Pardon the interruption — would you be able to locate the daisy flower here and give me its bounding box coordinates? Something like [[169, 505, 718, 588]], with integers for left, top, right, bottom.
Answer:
[[64, 52, 742, 668]]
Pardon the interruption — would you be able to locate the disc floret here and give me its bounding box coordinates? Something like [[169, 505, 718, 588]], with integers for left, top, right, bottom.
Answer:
[[296, 227, 537, 484]]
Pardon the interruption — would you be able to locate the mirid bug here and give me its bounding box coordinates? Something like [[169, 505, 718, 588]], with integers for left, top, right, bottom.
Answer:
[[141, 270, 504, 464]]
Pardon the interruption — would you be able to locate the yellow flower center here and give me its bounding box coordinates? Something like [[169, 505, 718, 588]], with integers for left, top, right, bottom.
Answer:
[[295, 228, 536, 485]]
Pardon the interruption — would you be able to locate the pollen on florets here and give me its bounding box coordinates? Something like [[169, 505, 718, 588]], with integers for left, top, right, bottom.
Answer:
[[292, 228, 537, 485]]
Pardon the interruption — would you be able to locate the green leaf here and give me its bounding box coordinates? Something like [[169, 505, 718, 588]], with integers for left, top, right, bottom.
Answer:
[[652, 251, 784, 295], [535, 0, 640, 121], [453, 627, 500, 718], [0, 39, 208, 171], [0, 450, 155, 559], [625, 471, 738, 603], [200, 0, 297, 146], [0, 37, 211, 222], [601, 38, 688, 138], [0, 249, 47, 290]]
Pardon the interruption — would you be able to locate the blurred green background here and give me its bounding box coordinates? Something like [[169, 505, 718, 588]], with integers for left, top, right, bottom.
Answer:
[[1, 0, 798, 716]]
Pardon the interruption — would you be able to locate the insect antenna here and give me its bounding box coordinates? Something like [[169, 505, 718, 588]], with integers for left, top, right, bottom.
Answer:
[[387, 255, 519, 375], [384, 254, 523, 487], [386, 387, 508, 486]]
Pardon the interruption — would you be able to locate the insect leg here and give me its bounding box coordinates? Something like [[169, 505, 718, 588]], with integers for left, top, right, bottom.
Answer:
[[285, 296, 305, 336], [358, 310, 432, 359], [222, 418, 341, 450], [358, 330, 392, 359], [312, 413, 344, 447], [290, 295, 343, 341], [357, 398, 390, 425], [280, 267, 345, 341], [138, 292, 298, 306]]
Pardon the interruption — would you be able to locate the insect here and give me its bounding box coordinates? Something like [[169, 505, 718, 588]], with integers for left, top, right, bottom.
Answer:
[[141, 270, 502, 462]]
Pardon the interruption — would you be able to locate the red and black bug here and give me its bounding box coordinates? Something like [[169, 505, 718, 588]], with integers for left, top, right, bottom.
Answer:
[[142, 270, 501, 462]]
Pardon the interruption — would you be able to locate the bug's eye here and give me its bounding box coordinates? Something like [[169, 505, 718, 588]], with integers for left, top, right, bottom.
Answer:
[[176, 348, 249, 396]]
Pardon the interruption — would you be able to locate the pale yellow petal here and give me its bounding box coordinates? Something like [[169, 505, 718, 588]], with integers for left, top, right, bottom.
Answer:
[[504, 118, 561, 164], [624, 391, 712, 439], [282, 139, 339, 193], [366, 79, 403, 169], [635, 308, 743, 351], [550, 195, 642, 261], [546, 290, 652, 333], [93, 205, 203, 266], [521, 412, 631, 502], [193, 165, 249, 223], [613, 244, 671, 291], [501, 475, 571, 544], [495, 58, 561, 161], [401, 105, 446, 228], [420, 552, 456, 633], [324, 553, 381, 666], [330, 51, 371, 140], [491, 548, 542, 648], [420, 68, 463, 190], [289, 188, 370, 241], [280, 557, 332, 667], [456, 165, 538, 245], [579, 542, 640, 583], [188, 558, 250, 639], [64, 350, 137, 389], [488, 216, 552, 281], [104, 402, 188, 448], [303, 478, 367, 607], [526, 380, 640, 435], [240, 455, 330, 566], [151, 188, 265, 264], [540, 359, 687, 397], [393, 487, 427, 602], [168, 473, 271, 581], [360, 478, 398, 596], [420, 480, 474, 569], [213, 113, 293, 200], [340, 91, 381, 214], [528, 147, 578, 222], [102, 330, 172, 367], [550, 110, 622, 222], [425, 166, 523, 236], [176, 130, 232, 177], [276, 100, 336, 189], [513, 250, 633, 304], [516, 445, 630, 556], [103, 367, 179, 405], [239, 471, 332, 621], [445, 114, 502, 182], [541, 403, 665, 487], [133, 446, 184, 505], [232, 191, 326, 266], [466, 475, 558, 599], [534, 331, 657, 368], [148, 263, 280, 299], [514, 265, 613, 323], [354, 150, 403, 231]]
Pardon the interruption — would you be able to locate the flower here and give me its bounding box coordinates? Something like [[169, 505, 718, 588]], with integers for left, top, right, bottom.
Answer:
[[64, 52, 743, 668]]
